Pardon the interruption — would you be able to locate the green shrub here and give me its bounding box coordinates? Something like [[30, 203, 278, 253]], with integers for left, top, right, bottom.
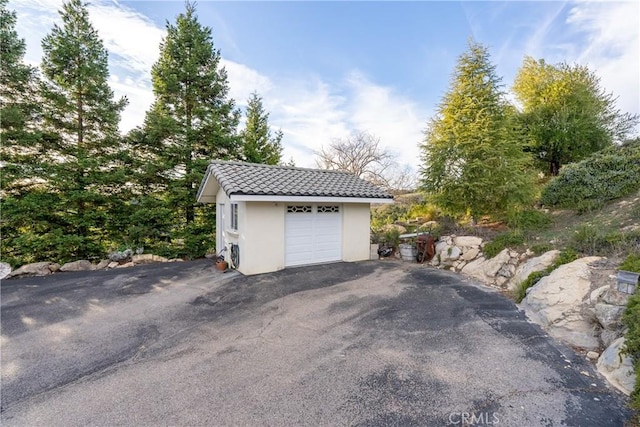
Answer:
[[403, 203, 439, 222], [530, 243, 553, 255], [483, 231, 525, 259], [505, 209, 552, 231], [623, 293, 640, 412], [541, 144, 640, 210], [620, 252, 640, 273], [381, 228, 401, 250], [514, 271, 546, 303], [553, 248, 579, 267], [371, 204, 409, 231], [570, 225, 640, 255]]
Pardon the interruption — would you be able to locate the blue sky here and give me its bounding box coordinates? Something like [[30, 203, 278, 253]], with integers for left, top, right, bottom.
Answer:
[[9, 0, 640, 170]]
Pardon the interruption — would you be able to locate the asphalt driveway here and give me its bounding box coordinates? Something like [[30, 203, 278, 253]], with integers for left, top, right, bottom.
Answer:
[[0, 260, 630, 426]]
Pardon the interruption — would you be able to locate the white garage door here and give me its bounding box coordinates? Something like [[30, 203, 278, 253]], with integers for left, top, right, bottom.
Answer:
[[285, 204, 342, 267]]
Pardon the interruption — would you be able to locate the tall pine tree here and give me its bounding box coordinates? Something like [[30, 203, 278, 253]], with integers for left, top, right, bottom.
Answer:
[[0, 0, 44, 265], [240, 92, 283, 165], [420, 40, 534, 220], [0, 0, 39, 149], [3, 0, 127, 264], [137, 1, 240, 257]]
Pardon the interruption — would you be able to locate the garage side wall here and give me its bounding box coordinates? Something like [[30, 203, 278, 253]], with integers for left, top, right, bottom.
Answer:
[[241, 202, 286, 275], [342, 203, 371, 262]]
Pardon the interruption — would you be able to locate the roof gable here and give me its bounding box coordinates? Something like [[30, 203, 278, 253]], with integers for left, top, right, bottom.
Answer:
[[197, 161, 393, 202]]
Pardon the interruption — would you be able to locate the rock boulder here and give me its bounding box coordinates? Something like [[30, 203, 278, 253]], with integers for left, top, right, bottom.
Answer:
[[131, 254, 169, 265], [460, 249, 520, 288], [60, 260, 95, 272], [520, 257, 602, 350], [506, 250, 560, 291], [0, 262, 11, 280], [597, 337, 636, 395], [454, 236, 482, 248], [7, 262, 58, 278]]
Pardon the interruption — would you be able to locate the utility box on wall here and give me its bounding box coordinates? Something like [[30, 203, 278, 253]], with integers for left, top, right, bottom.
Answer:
[[617, 270, 639, 295]]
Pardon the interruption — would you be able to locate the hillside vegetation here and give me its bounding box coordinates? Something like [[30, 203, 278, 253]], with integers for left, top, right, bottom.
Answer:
[[374, 141, 640, 416]]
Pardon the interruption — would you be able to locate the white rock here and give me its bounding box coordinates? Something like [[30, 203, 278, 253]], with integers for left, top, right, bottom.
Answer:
[[60, 260, 95, 272], [95, 259, 110, 270], [497, 262, 517, 278], [7, 262, 55, 278], [600, 329, 622, 348], [453, 260, 467, 272], [0, 262, 11, 280], [601, 288, 630, 306], [520, 257, 603, 350], [461, 247, 480, 261], [590, 285, 609, 305], [435, 241, 448, 256], [594, 303, 626, 329], [116, 262, 135, 268], [131, 254, 169, 265], [107, 262, 119, 269], [507, 250, 560, 291], [441, 246, 462, 262], [482, 249, 513, 278], [460, 256, 487, 282], [454, 236, 482, 248], [586, 351, 599, 360], [597, 337, 636, 395], [495, 275, 509, 288]]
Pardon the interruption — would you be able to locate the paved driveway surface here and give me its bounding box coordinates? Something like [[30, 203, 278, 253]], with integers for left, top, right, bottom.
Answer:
[[0, 260, 630, 426]]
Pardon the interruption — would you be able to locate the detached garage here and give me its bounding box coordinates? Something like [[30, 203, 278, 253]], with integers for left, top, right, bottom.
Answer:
[[196, 161, 393, 275]]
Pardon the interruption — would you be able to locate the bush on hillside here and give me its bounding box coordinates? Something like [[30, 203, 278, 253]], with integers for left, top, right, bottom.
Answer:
[[624, 293, 640, 413], [505, 209, 552, 231], [541, 144, 640, 213], [483, 230, 525, 259], [620, 252, 640, 273], [622, 251, 640, 415], [570, 224, 640, 256]]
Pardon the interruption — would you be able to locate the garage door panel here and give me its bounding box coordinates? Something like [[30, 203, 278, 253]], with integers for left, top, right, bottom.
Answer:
[[285, 205, 342, 267]]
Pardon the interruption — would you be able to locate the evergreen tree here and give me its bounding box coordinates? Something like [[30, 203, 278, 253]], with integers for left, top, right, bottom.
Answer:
[[138, 1, 240, 257], [0, 0, 44, 265], [420, 41, 534, 220], [513, 57, 638, 175], [3, 0, 127, 264], [240, 92, 283, 165], [0, 0, 39, 147]]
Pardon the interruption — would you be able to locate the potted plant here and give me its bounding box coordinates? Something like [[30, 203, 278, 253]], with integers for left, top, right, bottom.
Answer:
[[216, 255, 228, 271]]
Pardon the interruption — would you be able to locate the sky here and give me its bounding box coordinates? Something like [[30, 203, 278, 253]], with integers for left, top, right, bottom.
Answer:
[[8, 0, 640, 171]]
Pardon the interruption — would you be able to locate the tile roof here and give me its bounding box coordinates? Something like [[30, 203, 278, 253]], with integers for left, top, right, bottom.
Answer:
[[203, 161, 393, 200]]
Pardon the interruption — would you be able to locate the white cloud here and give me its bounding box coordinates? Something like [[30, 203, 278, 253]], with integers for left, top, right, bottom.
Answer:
[[565, 1, 639, 117], [344, 71, 427, 171], [221, 59, 273, 107], [87, 2, 164, 77]]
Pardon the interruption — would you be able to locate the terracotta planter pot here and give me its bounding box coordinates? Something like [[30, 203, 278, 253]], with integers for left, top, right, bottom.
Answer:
[[216, 260, 228, 271]]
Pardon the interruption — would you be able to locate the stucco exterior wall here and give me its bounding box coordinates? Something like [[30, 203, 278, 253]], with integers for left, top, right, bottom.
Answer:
[[342, 204, 371, 262], [214, 194, 373, 275], [240, 202, 286, 275]]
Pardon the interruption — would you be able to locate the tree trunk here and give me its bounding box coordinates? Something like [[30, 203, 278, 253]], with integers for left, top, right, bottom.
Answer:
[[549, 160, 561, 176]]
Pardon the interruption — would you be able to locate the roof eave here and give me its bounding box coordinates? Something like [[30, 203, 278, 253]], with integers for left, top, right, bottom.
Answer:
[[228, 194, 393, 204], [196, 165, 222, 203]]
